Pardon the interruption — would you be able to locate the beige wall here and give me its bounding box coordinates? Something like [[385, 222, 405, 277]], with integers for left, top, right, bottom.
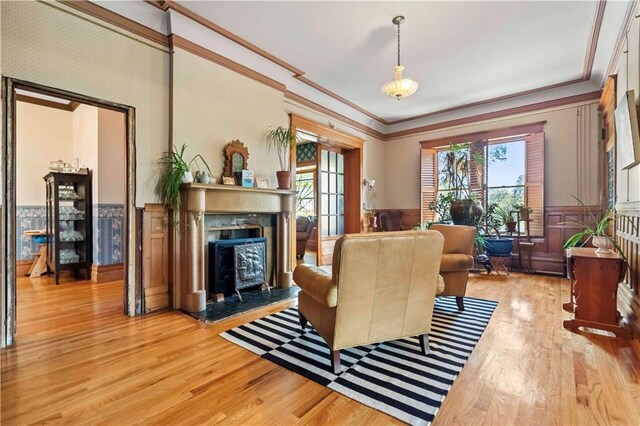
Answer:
[[16, 102, 74, 205], [172, 48, 286, 188], [383, 102, 600, 209], [72, 104, 99, 198], [1, 0, 170, 207], [97, 109, 126, 204], [613, 2, 640, 206]]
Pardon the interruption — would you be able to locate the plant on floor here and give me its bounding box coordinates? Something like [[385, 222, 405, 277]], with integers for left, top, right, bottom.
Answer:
[[265, 126, 299, 189], [156, 144, 212, 214]]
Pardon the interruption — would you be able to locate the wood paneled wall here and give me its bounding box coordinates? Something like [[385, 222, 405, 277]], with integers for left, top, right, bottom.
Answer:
[[617, 208, 640, 335]]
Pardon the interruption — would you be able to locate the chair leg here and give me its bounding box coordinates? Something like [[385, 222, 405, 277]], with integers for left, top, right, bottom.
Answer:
[[299, 312, 308, 330], [418, 334, 431, 355], [456, 296, 465, 311], [330, 349, 341, 374]]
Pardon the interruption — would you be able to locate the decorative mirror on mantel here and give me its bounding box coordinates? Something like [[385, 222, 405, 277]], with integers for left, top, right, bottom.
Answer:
[[223, 140, 249, 177]]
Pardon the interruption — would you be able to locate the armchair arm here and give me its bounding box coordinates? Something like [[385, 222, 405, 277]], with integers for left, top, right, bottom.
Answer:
[[440, 253, 474, 273], [293, 264, 337, 308]]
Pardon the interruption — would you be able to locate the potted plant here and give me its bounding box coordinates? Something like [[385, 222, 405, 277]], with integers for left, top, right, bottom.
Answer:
[[505, 213, 517, 232], [519, 206, 532, 221], [156, 144, 212, 214], [562, 202, 621, 255], [265, 125, 299, 189], [440, 143, 483, 225], [483, 204, 514, 256]]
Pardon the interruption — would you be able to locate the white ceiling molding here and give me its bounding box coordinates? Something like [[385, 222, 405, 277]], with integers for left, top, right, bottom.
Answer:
[[94, 0, 169, 35]]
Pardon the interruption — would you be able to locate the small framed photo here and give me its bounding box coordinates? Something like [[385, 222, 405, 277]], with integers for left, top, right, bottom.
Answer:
[[256, 178, 269, 189], [222, 176, 236, 185], [241, 169, 255, 188]]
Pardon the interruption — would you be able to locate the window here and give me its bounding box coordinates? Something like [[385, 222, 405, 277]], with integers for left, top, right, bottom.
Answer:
[[295, 171, 315, 217], [420, 124, 545, 236]]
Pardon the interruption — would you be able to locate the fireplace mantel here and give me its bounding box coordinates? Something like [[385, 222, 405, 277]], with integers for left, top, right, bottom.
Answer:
[[178, 183, 296, 313]]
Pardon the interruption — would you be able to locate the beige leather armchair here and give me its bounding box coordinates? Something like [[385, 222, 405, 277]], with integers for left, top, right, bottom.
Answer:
[[429, 224, 476, 311], [293, 230, 444, 374]]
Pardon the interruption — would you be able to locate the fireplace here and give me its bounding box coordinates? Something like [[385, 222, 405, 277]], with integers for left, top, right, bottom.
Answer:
[[209, 237, 267, 299], [178, 184, 295, 313]]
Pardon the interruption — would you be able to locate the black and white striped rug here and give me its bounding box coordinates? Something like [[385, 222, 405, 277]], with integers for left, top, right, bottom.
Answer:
[[221, 296, 497, 425]]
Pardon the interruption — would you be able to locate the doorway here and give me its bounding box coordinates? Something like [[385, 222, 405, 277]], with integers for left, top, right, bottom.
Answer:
[[1, 78, 137, 347], [290, 114, 363, 266]]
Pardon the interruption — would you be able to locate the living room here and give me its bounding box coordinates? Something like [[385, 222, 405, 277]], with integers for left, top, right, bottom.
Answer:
[[1, 1, 639, 424]]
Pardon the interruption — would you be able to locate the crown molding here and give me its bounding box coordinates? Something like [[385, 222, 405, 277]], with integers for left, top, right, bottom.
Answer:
[[605, 0, 639, 78], [385, 91, 601, 140]]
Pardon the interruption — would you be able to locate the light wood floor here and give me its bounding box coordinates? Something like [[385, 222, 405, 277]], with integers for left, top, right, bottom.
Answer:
[[2, 273, 640, 425]]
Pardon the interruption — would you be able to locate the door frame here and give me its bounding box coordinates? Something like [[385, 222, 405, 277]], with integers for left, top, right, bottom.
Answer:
[[289, 114, 364, 265], [1, 77, 139, 348]]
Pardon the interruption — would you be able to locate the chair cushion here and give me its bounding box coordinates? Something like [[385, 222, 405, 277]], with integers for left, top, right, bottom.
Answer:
[[440, 253, 474, 272], [436, 274, 446, 295]]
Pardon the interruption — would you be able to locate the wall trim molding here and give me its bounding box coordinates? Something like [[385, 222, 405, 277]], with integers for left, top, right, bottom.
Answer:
[[385, 91, 601, 140], [59, 0, 169, 47], [605, 0, 639, 78], [419, 121, 546, 148], [91, 263, 125, 283], [170, 35, 287, 93]]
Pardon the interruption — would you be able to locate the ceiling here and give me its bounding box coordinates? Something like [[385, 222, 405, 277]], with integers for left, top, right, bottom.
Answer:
[[178, 1, 626, 123]]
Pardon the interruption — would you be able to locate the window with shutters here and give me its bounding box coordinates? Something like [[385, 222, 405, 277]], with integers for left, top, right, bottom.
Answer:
[[420, 124, 545, 237]]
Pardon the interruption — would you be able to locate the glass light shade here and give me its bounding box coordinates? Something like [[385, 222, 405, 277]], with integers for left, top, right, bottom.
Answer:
[[381, 66, 419, 99]]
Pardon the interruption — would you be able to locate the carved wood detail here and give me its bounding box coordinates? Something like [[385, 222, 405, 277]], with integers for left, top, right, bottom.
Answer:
[[223, 140, 249, 177]]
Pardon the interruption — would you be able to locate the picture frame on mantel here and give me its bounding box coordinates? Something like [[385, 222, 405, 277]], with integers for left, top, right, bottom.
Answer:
[[222, 176, 236, 185], [256, 178, 269, 189]]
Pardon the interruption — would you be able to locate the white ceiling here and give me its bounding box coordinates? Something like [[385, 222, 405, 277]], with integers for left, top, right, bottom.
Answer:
[[178, 1, 627, 123]]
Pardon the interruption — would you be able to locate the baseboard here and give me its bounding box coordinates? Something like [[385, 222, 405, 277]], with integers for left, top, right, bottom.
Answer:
[[91, 263, 124, 283], [16, 260, 33, 277], [618, 283, 640, 338]]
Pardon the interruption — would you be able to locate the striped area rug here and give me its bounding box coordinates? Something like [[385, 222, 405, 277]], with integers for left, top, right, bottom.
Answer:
[[221, 296, 498, 425]]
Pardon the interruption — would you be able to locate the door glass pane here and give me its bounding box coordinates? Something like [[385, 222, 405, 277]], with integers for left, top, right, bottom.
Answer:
[[321, 194, 328, 215], [321, 150, 329, 171], [329, 173, 337, 193], [329, 151, 337, 171], [337, 154, 344, 173], [330, 195, 337, 214], [338, 195, 344, 215], [337, 216, 344, 234], [321, 171, 328, 192], [337, 174, 344, 193], [321, 216, 329, 236], [329, 216, 336, 235]]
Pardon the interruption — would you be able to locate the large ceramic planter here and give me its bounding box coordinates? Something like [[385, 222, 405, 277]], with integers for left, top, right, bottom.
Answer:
[[484, 238, 514, 256], [182, 171, 194, 183], [592, 236, 614, 254], [450, 199, 483, 225], [276, 170, 292, 190]]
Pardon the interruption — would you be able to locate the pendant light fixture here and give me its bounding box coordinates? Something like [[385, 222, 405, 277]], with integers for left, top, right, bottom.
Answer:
[[381, 16, 419, 100]]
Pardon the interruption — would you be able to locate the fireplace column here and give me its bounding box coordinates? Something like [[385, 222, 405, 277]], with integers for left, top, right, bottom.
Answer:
[[184, 188, 206, 312], [278, 194, 295, 288]]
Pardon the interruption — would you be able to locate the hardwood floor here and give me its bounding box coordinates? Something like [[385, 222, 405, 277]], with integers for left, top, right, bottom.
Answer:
[[2, 273, 639, 425]]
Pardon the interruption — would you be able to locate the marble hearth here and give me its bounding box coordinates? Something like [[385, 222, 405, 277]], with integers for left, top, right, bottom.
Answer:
[[178, 183, 295, 313]]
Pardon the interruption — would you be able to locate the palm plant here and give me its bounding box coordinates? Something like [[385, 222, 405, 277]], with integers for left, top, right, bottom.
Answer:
[[156, 144, 212, 214], [265, 126, 298, 171]]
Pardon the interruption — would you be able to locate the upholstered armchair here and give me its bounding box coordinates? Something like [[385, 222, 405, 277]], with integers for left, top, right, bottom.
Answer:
[[429, 224, 476, 311], [296, 216, 316, 258], [293, 230, 444, 374]]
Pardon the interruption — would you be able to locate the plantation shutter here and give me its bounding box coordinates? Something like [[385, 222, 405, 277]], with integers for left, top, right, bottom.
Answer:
[[420, 148, 437, 223], [525, 132, 545, 236], [469, 140, 486, 206]]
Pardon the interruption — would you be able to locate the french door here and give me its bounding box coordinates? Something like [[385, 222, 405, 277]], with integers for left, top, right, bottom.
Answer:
[[316, 145, 345, 265]]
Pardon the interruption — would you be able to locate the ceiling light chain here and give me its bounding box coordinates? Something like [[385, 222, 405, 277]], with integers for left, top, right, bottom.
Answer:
[[381, 15, 419, 100]]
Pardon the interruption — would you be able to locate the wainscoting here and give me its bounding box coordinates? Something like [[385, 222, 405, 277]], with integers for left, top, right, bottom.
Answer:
[[92, 204, 124, 266], [617, 206, 640, 336], [16, 206, 46, 261], [373, 209, 421, 230]]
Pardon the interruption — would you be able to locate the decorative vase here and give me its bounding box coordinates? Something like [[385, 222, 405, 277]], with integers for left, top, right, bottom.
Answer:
[[450, 199, 483, 225], [276, 170, 292, 189], [182, 171, 194, 183], [592, 236, 614, 254], [519, 207, 530, 221]]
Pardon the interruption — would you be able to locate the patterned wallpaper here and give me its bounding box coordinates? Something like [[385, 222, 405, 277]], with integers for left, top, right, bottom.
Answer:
[[297, 142, 317, 163], [17, 204, 123, 266]]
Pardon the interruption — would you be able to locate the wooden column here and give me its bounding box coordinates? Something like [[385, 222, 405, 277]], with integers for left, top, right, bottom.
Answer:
[[184, 188, 206, 312]]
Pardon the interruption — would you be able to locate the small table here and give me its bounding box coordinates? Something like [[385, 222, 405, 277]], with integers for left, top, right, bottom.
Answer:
[[23, 230, 48, 278], [563, 247, 632, 339]]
